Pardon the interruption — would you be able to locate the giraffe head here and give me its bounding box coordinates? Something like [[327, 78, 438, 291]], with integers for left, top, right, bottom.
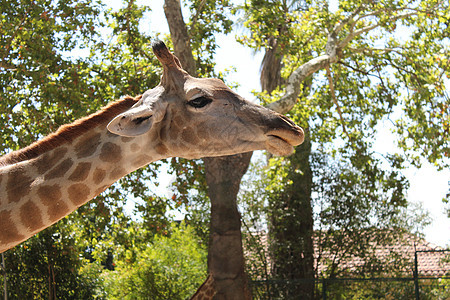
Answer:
[[107, 41, 304, 159]]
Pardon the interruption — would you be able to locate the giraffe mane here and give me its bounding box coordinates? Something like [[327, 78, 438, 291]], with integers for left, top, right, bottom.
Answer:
[[0, 95, 141, 166]]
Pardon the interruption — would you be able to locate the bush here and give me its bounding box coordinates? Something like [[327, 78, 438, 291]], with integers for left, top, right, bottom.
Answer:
[[102, 223, 207, 299]]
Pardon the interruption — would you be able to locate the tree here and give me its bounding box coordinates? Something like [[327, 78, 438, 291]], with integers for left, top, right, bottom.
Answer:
[[1, 219, 101, 299], [240, 151, 431, 297], [0, 1, 105, 298], [164, 0, 449, 297], [237, 0, 449, 298]]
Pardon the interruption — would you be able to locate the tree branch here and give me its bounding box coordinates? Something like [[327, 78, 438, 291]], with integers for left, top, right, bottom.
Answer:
[[267, 3, 441, 115], [340, 10, 420, 49], [339, 23, 380, 49], [331, 4, 365, 36], [0, 62, 17, 71], [267, 55, 333, 114], [346, 46, 404, 55], [163, 0, 196, 75], [325, 65, 351, 141], [190, 0, 207, 31]]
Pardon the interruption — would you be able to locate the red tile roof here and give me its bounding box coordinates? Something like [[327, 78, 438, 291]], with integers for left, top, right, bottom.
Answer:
[[244, 229, 449, 278]]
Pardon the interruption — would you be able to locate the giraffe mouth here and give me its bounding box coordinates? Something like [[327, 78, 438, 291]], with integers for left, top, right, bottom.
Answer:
[[265, 128, 304, 156]]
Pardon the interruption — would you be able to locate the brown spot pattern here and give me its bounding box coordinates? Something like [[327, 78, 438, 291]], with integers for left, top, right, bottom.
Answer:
[[74, 133, 101, 158], [155, 143, 169, 155], [45, 158, 73, 180], [37, 185, 69, 223], [68, 183, 90, 206], [196, 123, 211, 140], [99, 142, 122, 163], [68, 162, 91, 182], [35, 147, 68, 174], [0, 210, 25, 245], [130, 143, 140, 152], [121, 137, 133, 143], [133, 155, 152, 168], [92, 168, 106, 184], [7, 168, 33, 204], [109, 167, 126, 180], [173, 115, 185, 126], [20, 200, 44, 232], [169, 128, 179, 141]]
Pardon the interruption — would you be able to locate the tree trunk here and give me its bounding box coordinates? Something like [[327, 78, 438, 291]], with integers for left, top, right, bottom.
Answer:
[[260, 37, 284, 94], [269, 128, 314, 299], [261, 34, 315, 298], [204, 154, 253, 299], [163, 0, 196, 75], [163, 1, 250, 298]]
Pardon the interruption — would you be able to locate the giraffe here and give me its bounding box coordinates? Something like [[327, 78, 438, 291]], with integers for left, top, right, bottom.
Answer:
[[190, 274, 216, 300], [0, 40, 303, 297]]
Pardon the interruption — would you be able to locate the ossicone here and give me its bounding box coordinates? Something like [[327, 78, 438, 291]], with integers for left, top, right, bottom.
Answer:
[[151, 39, 183, 69]]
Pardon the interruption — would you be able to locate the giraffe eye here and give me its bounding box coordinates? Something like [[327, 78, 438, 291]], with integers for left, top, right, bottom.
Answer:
[[188, 96, 212, 109]]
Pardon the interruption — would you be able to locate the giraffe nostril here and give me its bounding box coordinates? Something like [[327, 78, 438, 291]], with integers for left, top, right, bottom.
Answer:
[[279, 114, 296, 127]]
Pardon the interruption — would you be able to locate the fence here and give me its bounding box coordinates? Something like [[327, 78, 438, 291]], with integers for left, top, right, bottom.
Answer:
[[251, 276, 449, 299], [250, 249, 450, 300]]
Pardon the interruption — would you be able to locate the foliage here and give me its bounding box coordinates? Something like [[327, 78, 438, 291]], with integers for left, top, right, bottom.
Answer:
[[239, 0, 450, 169], [0, 220, 100, 299], [444, 182, 450, 218], [1, 0, 449, 298], [240, 150, 431, 276], [236, 0, 313, 54], [428, 277, 450, 300], [237, 3, 449, 296], [186, 0, 234, 76], [0, 0, 234, 296], [312, 152, 411, 233], [0, 0, 103, 151], [101, 222, 207, 300]]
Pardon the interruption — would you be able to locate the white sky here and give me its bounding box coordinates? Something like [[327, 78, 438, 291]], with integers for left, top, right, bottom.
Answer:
[[111, 0, 449, 247]]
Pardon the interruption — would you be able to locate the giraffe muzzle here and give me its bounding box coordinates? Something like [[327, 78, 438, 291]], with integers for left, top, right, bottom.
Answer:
[[265, 126, 304, 156], [263, 112, 304, 156]]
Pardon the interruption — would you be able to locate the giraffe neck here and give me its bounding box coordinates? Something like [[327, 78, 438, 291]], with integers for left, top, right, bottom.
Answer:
[[0, 98, 165, 252], [190, 274, 216, 300]]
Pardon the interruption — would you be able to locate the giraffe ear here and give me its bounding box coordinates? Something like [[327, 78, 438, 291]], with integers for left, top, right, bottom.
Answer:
[[107, 107, 154, 137], [109, 100, 170, 137]]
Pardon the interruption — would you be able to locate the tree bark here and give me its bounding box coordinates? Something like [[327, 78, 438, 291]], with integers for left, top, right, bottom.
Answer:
[[260, 31, 315, 298], [260, 37, 284, 94], [204, 154, 253, 300], [163, 0, 196, 75]]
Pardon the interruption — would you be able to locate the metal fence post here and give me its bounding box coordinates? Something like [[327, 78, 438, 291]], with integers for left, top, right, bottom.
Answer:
[[414, 246, 419, 300]]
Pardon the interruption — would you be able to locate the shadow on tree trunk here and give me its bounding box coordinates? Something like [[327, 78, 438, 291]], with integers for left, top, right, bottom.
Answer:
[[204, 153, 253, 300]]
